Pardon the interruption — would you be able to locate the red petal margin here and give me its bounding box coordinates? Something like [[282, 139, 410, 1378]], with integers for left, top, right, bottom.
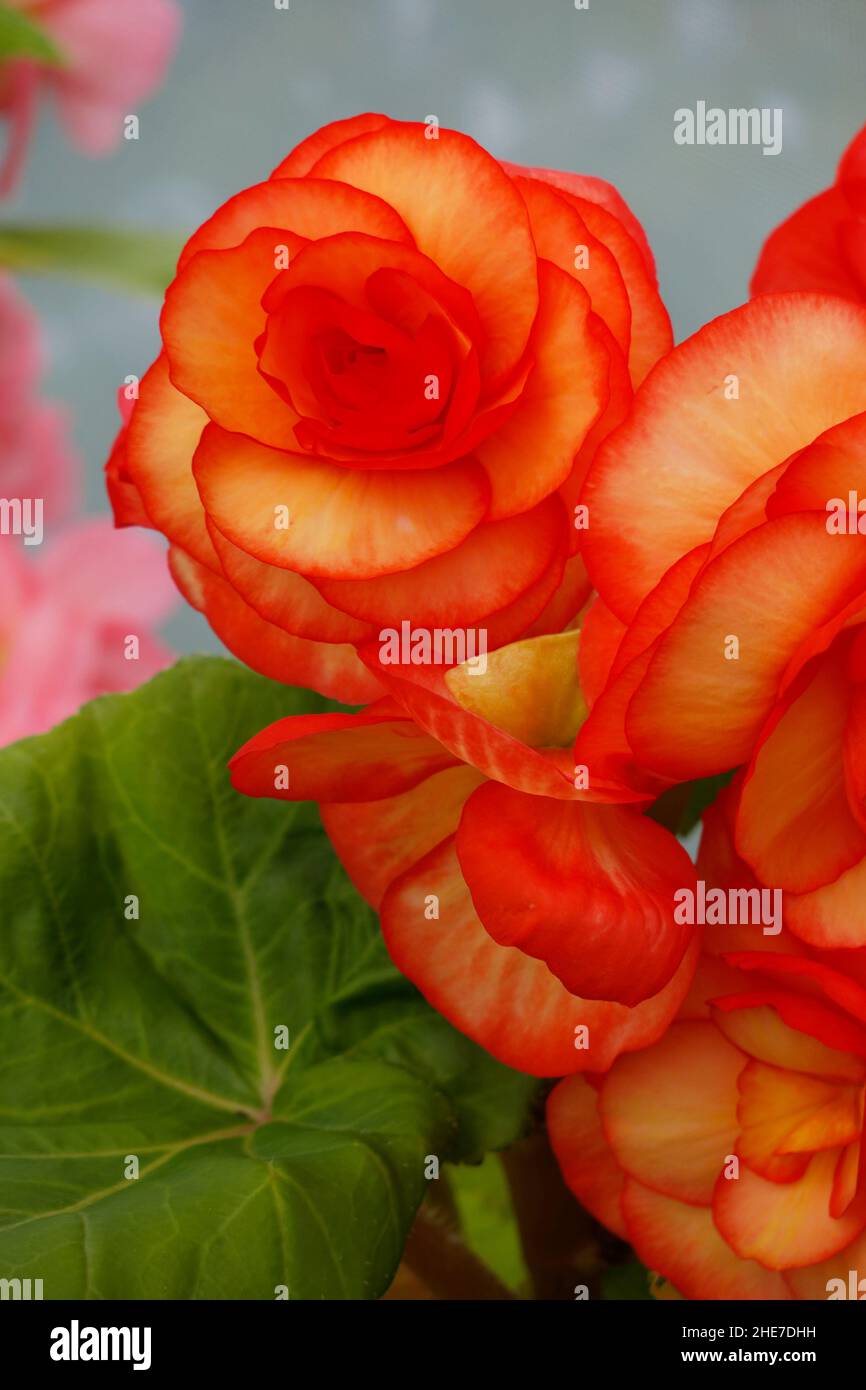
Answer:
[[380, 835, 701, 1077], [456, 781, 697, 1006]]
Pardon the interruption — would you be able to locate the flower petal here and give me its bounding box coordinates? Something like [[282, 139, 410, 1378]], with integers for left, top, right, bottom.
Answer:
[[456, 781, 696, 1005], [380, 835, 700, 1076], [583, 294, 866, 621]]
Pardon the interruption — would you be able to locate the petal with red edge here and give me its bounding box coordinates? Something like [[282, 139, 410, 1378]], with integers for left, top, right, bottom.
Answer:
[[312, 123, 538, 385], [547, 1076, 627, 1239], [583, 294, 866, 622], [599, 1021, 743, 1204], [195, 424, 490, 581], [713, 1002, 866, 1083], [785, 1226, 866, 1299], [713, 1149, 866, 1269], [163, 228, 306, 449], [768, 410, 866, 520], [380, 835, 701, 1076], [786, 853, 866, 951], [456, 781, 696, 1005], [317, 496, 566, 624], [736, 642, 866, 892], [577, 598, 626, 709], [229, 708, 457, 803], [364, 650, 636, 800], [178, 174, 411, 270], [322, 764, 485, 909], [502, 161, 657, 275], [169, 546, 381, 702], [512, 176, 630, 358], [627, 516, 866, 779], [566, 192, 672, 386], [622, 1180, 790, 1299], [125, 354, 216, 570], [271, 113, 391, 179], [206, 522, 372, 644], [474, 260, 608, 519]]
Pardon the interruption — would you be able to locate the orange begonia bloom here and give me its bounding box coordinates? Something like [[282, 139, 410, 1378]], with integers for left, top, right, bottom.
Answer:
[[230, 628, 701, 1077], [106, 114, 670, 701], [549, 793, 866, 1299], [578, 293, 866, 950]]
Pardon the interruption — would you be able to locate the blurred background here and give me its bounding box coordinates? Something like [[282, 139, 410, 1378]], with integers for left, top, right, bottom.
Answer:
[[10, 0, 866, 653]]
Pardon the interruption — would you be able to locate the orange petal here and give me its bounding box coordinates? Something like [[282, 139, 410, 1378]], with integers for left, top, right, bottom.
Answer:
[[311, 122, 538, 387], [627, 515, 866, 779], [768, 410, 866, 519], [583, 294, 866, 621], [522, 553, 592, 639], [512, 175, 630, 359], [474, 260, 608, 519], [504, 160, 672, 384], [322, 763, 484, 908], [736, 642, 866, 892], [713, 1147, 866, 1269], [163, 227, 306, 449], [786, 853, 866, 950], [178, 172, 411, 270], [737, 1061, 861, 1187], [125, 354, 216, 570], [503, 160, 658, 274], [713, 1002, 866, 1084], [380, 835, 700, 1076], [565, 191, 672, 386], [577, 599, 625, 710], [316, 496, 566, 623], [229, 707, 457, 803], [206, 522, 371, 644], [456, 782, 697, 1005], [621, 1180, 790, 1299], [547, 1076, 627, 1238], [168, 546, 381, 702], [784, 1225, 866, 1299], [194, 423, 490, 581], [599, 1021, 743, 1204], [271, 112, 391, 179], [751, 186, 864, 299], [362, 645, 639, 801]]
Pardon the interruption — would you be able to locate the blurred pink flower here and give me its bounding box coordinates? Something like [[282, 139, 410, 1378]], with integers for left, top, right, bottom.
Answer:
[[0, 274, 178, 744], [0, 273, 78, 521], [0, 0, 182, 194], [0, 518, 177, 744]]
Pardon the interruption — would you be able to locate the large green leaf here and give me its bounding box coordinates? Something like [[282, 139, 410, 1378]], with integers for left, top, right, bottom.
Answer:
[[0, 4, 64, 65], [0, 227, 180, 295], [0, 657, 535, 1299]]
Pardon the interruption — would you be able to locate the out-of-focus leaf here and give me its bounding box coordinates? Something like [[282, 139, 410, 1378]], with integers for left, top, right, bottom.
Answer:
[[0, 226, 180, 295], [648, 769, 736, 838], [448, 1154, 529, 1294], [0, 4, 64, 65], [602, 1258, 653, 1300]]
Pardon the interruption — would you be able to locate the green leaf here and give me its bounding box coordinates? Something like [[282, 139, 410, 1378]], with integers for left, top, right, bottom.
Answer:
[[0, 657, 535, 1299], [0, 4, 65, 66], [0, 227, 181, 296], [448, 1154, 529, 1294], [602, 1258, 653, 1300], [647, 769, 736, 838]]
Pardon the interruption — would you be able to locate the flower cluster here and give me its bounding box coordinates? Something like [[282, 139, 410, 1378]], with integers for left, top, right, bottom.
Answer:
[[109, 114, 866, 1299]]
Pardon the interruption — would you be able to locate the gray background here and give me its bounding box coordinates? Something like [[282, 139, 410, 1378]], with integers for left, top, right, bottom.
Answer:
[[12, 0, 866, 654]]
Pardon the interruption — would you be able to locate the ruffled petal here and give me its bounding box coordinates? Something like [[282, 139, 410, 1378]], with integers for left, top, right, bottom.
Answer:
[[456, 781, 697, 1005]]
